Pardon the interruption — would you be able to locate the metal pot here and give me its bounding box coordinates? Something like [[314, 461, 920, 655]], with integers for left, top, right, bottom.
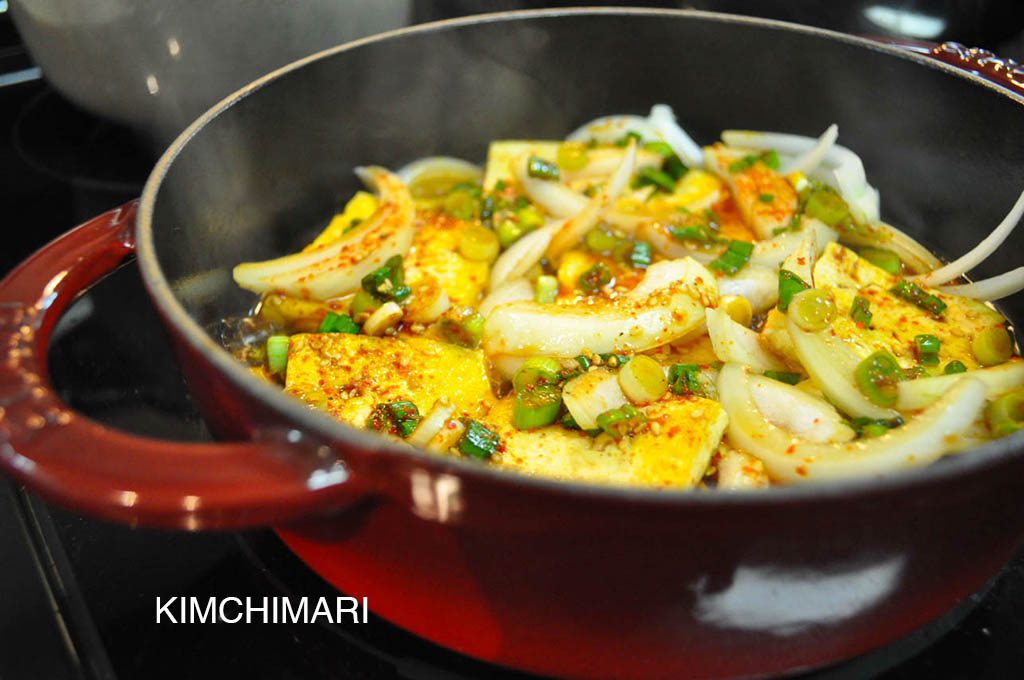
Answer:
[[1, 10, 1023, 679]]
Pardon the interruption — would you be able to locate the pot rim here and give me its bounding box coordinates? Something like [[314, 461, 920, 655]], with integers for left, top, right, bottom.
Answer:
[[136, 6, 1024, 508]]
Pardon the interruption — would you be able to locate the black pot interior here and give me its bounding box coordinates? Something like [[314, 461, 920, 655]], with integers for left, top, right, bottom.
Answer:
[[149, 10, 1024, 340]]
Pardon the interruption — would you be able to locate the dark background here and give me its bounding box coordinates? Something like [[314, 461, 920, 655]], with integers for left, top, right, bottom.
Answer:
[[2, 2, 1024, 679]]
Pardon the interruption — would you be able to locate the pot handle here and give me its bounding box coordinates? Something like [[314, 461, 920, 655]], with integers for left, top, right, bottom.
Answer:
[[909, 40, 1024, 96], [0, 201, 361, 529]]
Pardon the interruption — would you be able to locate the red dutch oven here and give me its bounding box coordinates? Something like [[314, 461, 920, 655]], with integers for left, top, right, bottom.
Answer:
[[2, 10, 1023, 679]]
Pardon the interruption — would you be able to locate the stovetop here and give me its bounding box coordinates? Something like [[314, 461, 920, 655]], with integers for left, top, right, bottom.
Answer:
[[3, 4, 1024, 679]]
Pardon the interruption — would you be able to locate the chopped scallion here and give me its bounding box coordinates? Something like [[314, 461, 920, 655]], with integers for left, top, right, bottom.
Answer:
[[534, 275, 558, 303], [458, 419, 501, 459], [266, 335, 290, 374], [914, 334, 941, 366], [709, 240, 755, 276], [890, 280, 947, 318], [778, 269, 810, 311], [850, 295, 873, 327], [527, 155, 560, 180], [318, 312, 360, 334]]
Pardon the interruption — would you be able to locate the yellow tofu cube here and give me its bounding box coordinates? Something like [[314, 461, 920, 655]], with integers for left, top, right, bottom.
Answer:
[[284, 334, 494, 428]]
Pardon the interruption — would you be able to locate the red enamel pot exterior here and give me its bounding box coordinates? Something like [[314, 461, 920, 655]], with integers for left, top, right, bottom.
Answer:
[[3, 9, 1024, 679]]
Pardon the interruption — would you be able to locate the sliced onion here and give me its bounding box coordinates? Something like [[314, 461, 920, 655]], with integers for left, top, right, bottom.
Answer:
[[479, 278, 535, 316], [405, 276, 450, 323], [363, 301, 403, 336], [546, 141, 636, 258], [779, 227, 818, 285], [717, 265, 779, 313], [647, 104, 704, 168], [716, 446, 770, 490], [782, 124, 838, 175], [562, 368, 628, 430], [838, 219, 940, 275], [483, 258, 717, 358], [718, 362, 986, 484], [786, 316, 899, 420], [491, 355, 528, 380], [407, 398, 457, 449], [750, 218, 837, 270], [705, 307, 786, 371], [562, 148, 661, 182], [395, 156, 481, 193], [915, 187, 1024, 287], [937, 267, 1024, 301], [566, 114, 659, 144], [897, 359, 1024, 410], [517, 167, 589, 218], [749, 374, 855, 443], [489, 221, 560, 291], [638, 221, 719, 265], [233, 167, 414, 300]]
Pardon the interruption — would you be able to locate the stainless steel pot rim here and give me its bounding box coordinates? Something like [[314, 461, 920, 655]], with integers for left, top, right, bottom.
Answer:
[[135, 6, 1024, 507]]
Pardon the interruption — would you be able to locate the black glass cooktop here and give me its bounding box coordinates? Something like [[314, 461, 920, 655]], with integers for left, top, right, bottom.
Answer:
[[4, 4, 1024, 678]]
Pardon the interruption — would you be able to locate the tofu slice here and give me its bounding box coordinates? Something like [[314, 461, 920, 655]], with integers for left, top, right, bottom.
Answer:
[[705, 144, 798, 239], [406, 212, 489, 307], [487, 395, 727, 488], [813, 242, 1005, 370], [285, 334, 494, 427]]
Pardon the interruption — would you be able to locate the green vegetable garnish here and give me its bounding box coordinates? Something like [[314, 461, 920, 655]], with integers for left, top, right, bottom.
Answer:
[[789, 289, 837, 332], [442, 186, 482, 220], [361, 255, 409, 302], [859, 247, 903, 275], [634, 167, 676, 193], [855, 350, 904, 407], [458, 419, 501, 459], [439, 307, 486, 348], [851, 416, 904, 439], [367, 401, 422, 439], [804, 188, 850, 226], [777, 269, 810, 311], [669, 223, 724, 244], [584, 226, 624, 253], [987, 388, 1024, 436], [598, 352, 631, 368], [512, 387, 562, 430], [972, 326, 1013, 367], [578, 263, 612, 293], [668, 363, 705, 397], [527, 155, 560, 180], [728, 150, 779, 173], [629, 241, 653, 269], [763, 370, 803, 385], [850, 296, 873, 327], [513, 357, 563, 394], [595, 404, 647, 439], [943, 360, 968, 375], [890, 280, 947, 318], [350, 289, 381, 321], [914, 334, 941, 366], [615, 130, 642, 147], [758, 193, 775, 204], [534, 275, 558, 303], [317, 312, 360, 334], [266, 335, 290, 374], [709, 240, 755, 276]]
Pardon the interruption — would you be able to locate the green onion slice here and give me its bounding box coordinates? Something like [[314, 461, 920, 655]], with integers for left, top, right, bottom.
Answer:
[[855, 350, 904, 408], [709, 240, 754, 276], [458, 420, 501, 459]]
